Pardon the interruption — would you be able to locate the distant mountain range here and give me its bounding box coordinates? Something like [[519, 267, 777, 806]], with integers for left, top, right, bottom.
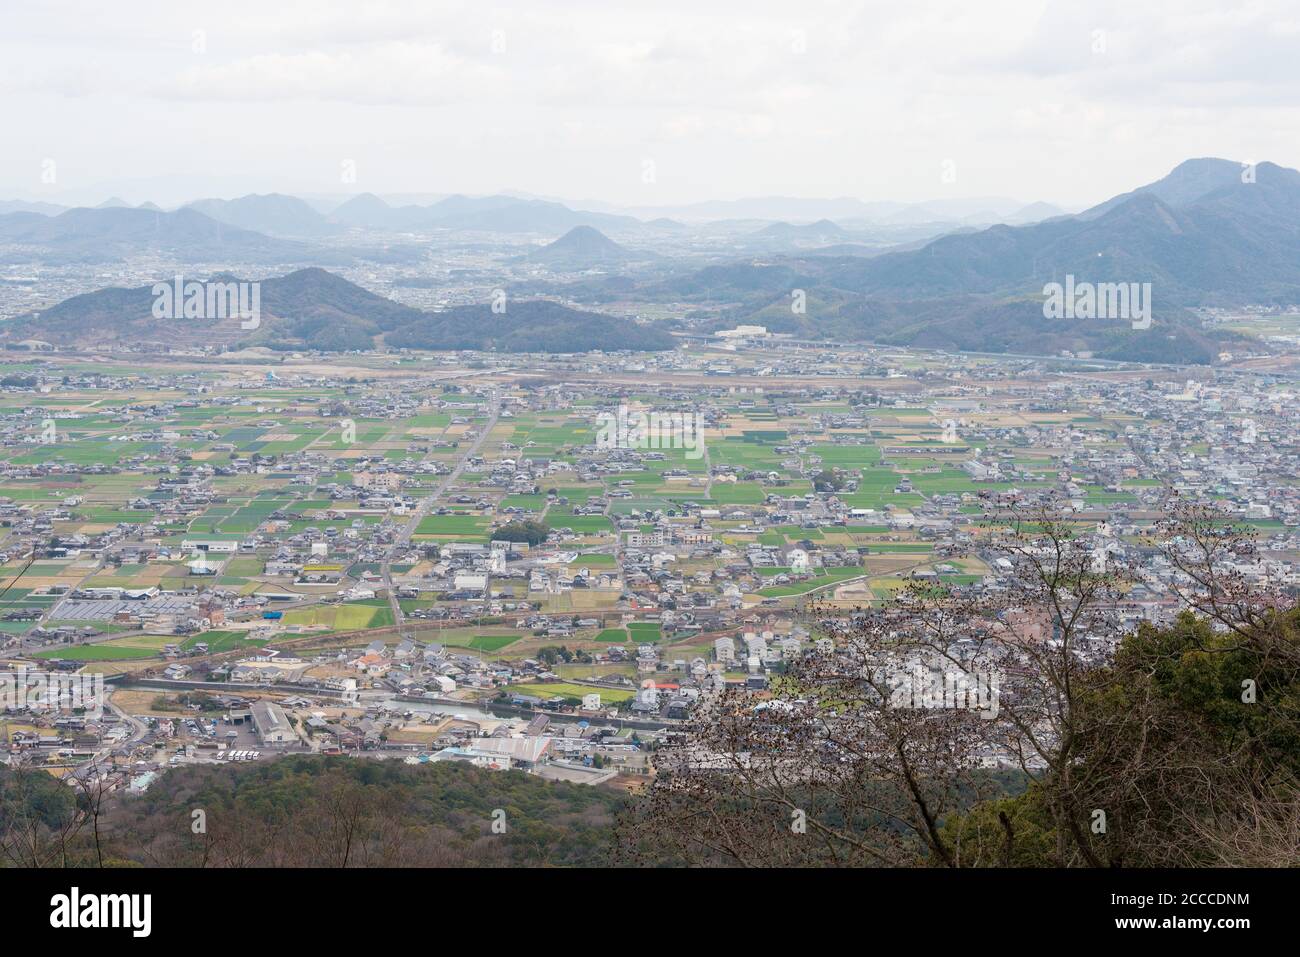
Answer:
[[755, 219, 849, 242], [0, 268, 673, 354], [0, 199, 69, 216], [0, 206, 319, 265], [619, 158, 1296, 363], [0, 189, 1068, 240], [602, 195, 1067, 226], [0, 192, 649, 261], [185, 193, 341, 238], [1, 157, 1295, 364], [834, 159, 1300, 306], [330, 193, 640, 234], [0, 205, 425, 266]]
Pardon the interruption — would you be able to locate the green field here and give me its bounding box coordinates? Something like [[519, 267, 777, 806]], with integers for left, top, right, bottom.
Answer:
[[447, 633, 521, 652], [282, 602, 394, 631], [512, 681, 635, 704]]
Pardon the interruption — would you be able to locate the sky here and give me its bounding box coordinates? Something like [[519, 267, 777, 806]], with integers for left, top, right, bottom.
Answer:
[[2, 0, 1297, 210]]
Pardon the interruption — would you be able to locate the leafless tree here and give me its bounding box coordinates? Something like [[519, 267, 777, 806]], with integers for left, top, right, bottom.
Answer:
[[622, 500, 1300, 868]]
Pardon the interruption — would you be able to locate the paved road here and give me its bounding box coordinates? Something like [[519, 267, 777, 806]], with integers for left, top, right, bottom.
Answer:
[[380, 389, 500, 636]]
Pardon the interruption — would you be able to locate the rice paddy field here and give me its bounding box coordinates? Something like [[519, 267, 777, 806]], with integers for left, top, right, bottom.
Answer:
[[0, 353, 1170, 689]]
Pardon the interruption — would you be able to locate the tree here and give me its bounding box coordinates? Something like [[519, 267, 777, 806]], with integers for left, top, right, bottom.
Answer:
[[537, 645, 573, 666], [0, 761, 109, 868], [812, 469, 844, 493], [491, 520, 550, 546], [619, 501, 1300, 867]]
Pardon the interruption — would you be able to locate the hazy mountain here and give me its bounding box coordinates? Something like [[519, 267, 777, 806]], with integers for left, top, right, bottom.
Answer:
[[827, 160, 1300, 306], [330, 193, 432, 230], [619, 195, 1042, 225], [631, 158, 1299, 363], [797, 241, 897, 258], [330, 193, 640, 233], [871, 201, 998, 226], [186, 193, 340, 238], [3, 267, 673, 354], [424, 194, 529, 219], [0, 206, 320, 265], [0, 206, 417, 266], [1078, 158, 1246, 220], [430, 197, 639, 233], [1006, 201, 1068, 224], [0, 199, 68, 216], [527, 225, 646, 267], [629, 196, 898, 222]]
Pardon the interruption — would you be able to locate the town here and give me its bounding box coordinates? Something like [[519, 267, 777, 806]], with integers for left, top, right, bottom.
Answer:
[[2, 329, 1297, 798]]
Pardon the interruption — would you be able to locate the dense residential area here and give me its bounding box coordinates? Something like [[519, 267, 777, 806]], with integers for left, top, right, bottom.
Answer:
[[2, 337, 1297, 797]]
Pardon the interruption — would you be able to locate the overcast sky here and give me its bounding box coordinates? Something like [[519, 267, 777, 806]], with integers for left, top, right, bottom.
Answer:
[[2, 0, 1295, 209]]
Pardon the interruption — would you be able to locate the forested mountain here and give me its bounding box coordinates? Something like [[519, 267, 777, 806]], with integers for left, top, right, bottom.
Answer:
[[386, 298, 675, 353], [2, 268, 673, 354]]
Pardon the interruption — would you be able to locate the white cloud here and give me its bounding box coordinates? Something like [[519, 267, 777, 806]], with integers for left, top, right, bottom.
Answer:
[[163, 43, 504, 104], [0, 0, 1295, 206]]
